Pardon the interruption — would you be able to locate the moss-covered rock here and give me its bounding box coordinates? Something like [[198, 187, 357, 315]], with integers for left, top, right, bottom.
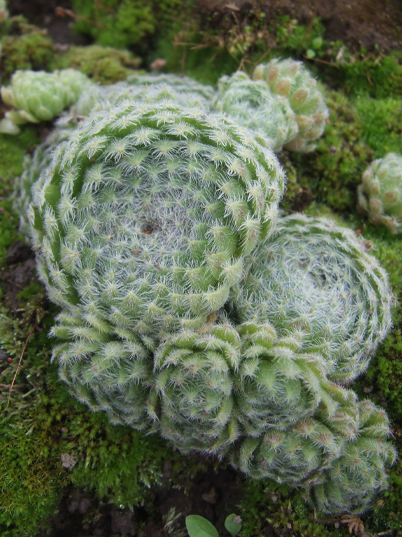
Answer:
[[70, 0, 182, 52], [53, 45, 141, 85], [0, 17, 53, 80]]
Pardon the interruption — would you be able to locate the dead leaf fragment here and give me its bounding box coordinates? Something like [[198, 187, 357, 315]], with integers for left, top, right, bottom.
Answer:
[[61, 453, 77, 469], [341, 514, 365, 535], [150, 58, 167, 71]]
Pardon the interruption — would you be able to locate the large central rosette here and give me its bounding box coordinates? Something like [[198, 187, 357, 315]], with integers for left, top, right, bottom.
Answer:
[[28, 98, 285, 431]]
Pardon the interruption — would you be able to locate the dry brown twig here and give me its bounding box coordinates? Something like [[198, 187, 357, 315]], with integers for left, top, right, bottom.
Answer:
[[55, 6, 106, 29], [341, 515, 365, 535], [6, 315, 37, 409], [314, 514, 365, 535]]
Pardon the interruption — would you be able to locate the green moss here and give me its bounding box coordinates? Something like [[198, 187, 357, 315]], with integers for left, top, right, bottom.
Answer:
[[16, 281, 43, 302], [0, 202, 19, 263], [239, 479, 345, 537], [0, 409, 68, 536], [354, 95, 402, 156], [0, 17, 53, 81], [71, 0, 182, 52], [288, 90, 373, 212], [68, 415, 168, 507], [0, 128, 40, 196], [53, 45, 141, 85], [330, 54, 402, 99], [0, 128, 39, 262]]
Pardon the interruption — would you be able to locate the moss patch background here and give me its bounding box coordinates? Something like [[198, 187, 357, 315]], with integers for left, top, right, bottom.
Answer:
[[1, 1, 402, 536]]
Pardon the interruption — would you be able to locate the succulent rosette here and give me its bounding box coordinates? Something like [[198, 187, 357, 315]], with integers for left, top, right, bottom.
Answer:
[[308, 400, 397, 514], [53, 315, 158, 429], [155, 321, 242, 452], [357, 153, 402, 234], [253, 59, 328, 152], [28, 97, 285, 407], [0, 69, 91, 133], [215, 71, 298, 151], [231, 214, 393, 383], [229, 415, 348, 485], [232, 322, 359, 436]]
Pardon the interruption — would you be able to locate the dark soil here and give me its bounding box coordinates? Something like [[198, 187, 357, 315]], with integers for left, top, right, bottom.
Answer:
[[196, 0, 402, 53], [38, 463, 265, 537], [1, 240, 36, 311], [7, 0, 89, 45], [7, 0, 402, 52]]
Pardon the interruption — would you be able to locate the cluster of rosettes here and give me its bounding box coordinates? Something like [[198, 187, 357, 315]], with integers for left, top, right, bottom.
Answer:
[[15, 68, 395, 516], [357, 153, 402, 234], [2, 58, 327, 152]]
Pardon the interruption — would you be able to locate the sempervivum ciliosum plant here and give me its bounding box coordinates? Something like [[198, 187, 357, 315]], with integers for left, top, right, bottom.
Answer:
[[357, 153, 402, 234], [308, 400, 397, 514], [0, 69, 92, 134], [155, 320, 242, 452], [215, 71, 298, 152], [252, 59, 328, 152], [29, 97, 285, 343], [231, 214, 393, 383]]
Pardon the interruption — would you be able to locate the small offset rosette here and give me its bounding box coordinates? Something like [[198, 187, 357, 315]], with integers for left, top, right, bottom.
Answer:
[[52, 310, 158, 430], [253, 59, 328, 152], [229, 381, 360, 485], [155, 322, 242, 453], [308, 400, 397, 514], [357, 153, 402, 234], [215, 71, 298, 152], [0, 69, 91, 133]]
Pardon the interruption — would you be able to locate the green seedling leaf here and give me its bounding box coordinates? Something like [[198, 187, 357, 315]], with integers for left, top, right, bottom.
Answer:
[[186, 515, 219, 537], [224, 513, 242, 536]]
